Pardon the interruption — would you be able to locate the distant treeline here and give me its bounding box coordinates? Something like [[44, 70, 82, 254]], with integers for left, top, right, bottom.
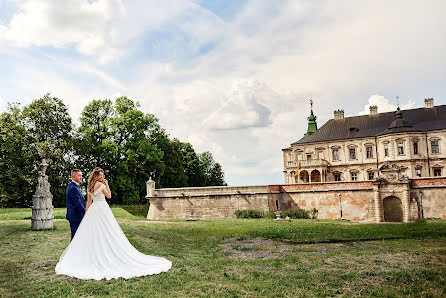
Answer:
[[0, 94, 226, 208]]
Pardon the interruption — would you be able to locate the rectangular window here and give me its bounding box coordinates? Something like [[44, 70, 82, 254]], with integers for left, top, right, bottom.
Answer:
[[431, 141, 439, 154], [332, 149, 339, 161], [351, 173, 358, 181], [397, 143, 404, 155], [413, 142, 418, 155], [384, 145, 389, 157], [366, 147, 373, 158], [334, 174, 341, 181], [349, 148, 356, 160], [416, 169, 421, 177], [307, 154, 312, 160], [433, 168, 442, 176], [368, 172, 374, 180]]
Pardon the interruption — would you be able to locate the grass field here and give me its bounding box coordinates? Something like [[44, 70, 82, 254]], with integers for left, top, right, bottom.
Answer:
[[0, 207, 445, 297]]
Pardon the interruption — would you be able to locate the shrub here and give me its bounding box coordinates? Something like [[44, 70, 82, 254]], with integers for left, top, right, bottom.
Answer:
[[309, 208, 318, 219], [234, 209, 317, 219], [235, 210, 265, 218], [280, 209, 310, 219]]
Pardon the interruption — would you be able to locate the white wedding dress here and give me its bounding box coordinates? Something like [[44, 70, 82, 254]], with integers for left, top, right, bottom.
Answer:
[[55, 184, 172, 280]]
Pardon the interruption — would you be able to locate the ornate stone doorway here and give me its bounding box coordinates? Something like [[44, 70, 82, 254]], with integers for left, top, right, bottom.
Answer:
[[383, 196, 403, 222]]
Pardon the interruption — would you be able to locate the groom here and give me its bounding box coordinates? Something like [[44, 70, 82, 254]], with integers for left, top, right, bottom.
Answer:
[[66, 169, 86, 240]]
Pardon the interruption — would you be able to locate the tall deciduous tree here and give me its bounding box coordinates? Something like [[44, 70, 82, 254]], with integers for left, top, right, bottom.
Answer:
[[199, 151, 226, 186], [78, 97, 164, 204], [22, 94, 74, 207], [0, 104, 38, 207], [180, 142, 205, 187]]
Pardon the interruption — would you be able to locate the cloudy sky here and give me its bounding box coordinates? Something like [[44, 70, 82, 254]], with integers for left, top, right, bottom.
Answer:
[[1, 0, 445, 186]]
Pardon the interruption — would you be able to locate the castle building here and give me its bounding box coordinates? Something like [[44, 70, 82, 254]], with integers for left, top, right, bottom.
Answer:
[[145, 97, 446, 223], [283, 98, 446, 184]]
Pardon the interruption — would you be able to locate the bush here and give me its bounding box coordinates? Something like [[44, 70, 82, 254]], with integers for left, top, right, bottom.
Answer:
[[234, 209, 318, 219], [280, 209, 310, 219], [235, 210, 265, 218]]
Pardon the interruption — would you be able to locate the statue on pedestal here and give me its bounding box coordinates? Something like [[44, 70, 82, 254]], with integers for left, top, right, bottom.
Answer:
[[31, 159, 54, 230]]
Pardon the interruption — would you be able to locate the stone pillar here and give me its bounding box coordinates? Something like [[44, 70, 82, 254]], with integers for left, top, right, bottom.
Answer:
[[373, 184, 383, 222], [146, 177, 156, 197], [402, 184, 411, 222], [31, 159, 54, 230]]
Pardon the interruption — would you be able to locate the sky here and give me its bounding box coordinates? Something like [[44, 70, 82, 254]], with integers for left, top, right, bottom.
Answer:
[[1, 0, 446, 186]]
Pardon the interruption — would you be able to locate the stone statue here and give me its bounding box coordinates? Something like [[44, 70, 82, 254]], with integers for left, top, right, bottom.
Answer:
[[31, 159, 54, 230]]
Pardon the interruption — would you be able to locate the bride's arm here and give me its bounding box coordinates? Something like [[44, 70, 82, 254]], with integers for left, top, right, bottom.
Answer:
[[85, 193, 92, 213], [102, 179, 111, 199]]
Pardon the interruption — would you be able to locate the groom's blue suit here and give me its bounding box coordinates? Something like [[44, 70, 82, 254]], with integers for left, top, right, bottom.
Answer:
[[66, 181, 86, 240]]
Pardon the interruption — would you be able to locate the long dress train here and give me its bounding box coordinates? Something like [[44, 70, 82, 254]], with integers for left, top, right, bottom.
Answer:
[[55, 184, 171, 280]]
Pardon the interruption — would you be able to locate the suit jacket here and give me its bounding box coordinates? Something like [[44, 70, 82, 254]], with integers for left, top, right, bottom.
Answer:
[[66, 181, 86, 222]]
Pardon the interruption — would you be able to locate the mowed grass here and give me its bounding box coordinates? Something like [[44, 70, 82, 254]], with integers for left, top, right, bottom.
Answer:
[[0, 208, 445, 297]]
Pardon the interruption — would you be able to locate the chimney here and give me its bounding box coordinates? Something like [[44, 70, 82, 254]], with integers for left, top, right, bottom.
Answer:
[[369, 105, 378, 115], [424, 98, 434, 108], [334, 109, 344, 120]]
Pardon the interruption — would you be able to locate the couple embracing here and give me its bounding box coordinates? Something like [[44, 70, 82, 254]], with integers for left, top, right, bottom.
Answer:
[[55, 167, 171, 280]]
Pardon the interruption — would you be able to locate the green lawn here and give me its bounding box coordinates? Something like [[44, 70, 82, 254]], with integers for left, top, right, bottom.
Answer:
[[0, 208, 445, 297]]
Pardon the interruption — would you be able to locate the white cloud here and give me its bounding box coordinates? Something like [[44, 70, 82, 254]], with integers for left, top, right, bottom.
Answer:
[[1, 0, 446, 186], [358, 94, 416, 115], [0, 0, 124, 63], [202, 81, 272, 130]]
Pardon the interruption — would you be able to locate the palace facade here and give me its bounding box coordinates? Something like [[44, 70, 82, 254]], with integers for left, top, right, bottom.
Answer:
[[282, 98, 446, 184]]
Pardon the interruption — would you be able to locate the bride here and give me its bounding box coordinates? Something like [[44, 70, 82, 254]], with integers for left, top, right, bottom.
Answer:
[[55, 167, 172, 280]]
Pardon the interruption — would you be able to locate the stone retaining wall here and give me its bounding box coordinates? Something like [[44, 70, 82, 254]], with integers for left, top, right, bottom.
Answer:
[[146, 178, 446, 221]]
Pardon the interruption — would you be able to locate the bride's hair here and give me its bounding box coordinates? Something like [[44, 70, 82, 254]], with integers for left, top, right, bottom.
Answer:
[[87, 167, 104, 194]]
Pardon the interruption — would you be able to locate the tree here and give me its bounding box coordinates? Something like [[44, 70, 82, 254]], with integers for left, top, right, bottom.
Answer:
[[199, 151, 226, 186], [0, 104, 38, 207], [21, 94, 75, 207], [78, 97, 164, 204], [180, 142, 205, 187]]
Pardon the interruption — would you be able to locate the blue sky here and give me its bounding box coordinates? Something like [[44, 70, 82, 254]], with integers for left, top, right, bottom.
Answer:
[[1, 0, 446, 186]]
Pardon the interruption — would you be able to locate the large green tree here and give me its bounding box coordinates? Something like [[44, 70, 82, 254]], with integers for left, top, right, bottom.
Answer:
[[199, 151, 226, 186], [21, 93, 75, 207], [78, 97, 164, 204], [0, 104, 38, 207], [0, 94, 227, 207], [180, 142, 205, 187], [0, 94, 74, 207]]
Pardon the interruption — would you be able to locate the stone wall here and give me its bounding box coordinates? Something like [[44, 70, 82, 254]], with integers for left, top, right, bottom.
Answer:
[[274, 181, 375, 221], [147, 185, 271, 220], [146, 178, 446, 221], [410, 177, 446, 219]]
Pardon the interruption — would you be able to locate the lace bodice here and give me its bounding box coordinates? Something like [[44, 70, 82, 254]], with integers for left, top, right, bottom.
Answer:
[[91, 184, 106, 202]]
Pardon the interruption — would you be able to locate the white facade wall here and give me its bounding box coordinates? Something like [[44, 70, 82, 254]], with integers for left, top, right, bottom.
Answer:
[[283, 129, 446, 184]]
